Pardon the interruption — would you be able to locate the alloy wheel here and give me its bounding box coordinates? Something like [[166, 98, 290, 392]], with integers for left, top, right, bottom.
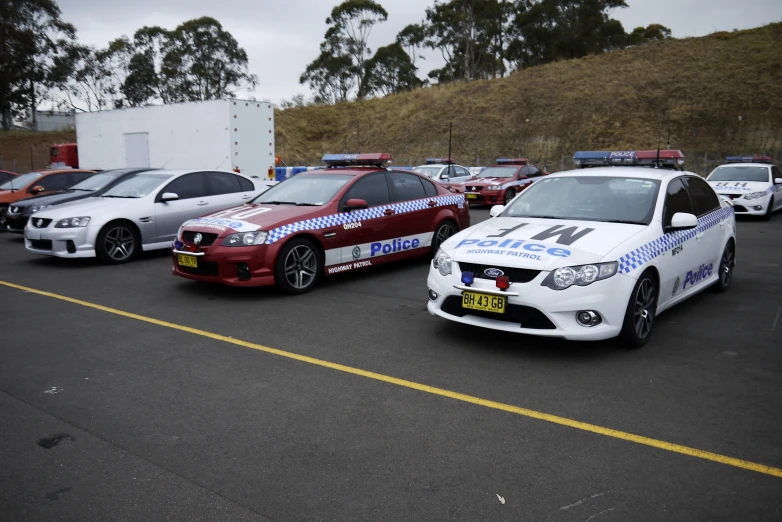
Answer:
[[633, 278, 656, 339], [434, 223, 455, 249], [284, 245, 317, 289], [720, 242, 735, 287], [104, 226, 135, 261]]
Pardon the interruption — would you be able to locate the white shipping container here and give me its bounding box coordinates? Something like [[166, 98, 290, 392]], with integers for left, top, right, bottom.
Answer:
[[75, 99, 275, 178]]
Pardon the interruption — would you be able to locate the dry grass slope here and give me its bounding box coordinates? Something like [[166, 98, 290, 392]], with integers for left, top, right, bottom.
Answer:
[[3, 23, 780, 174]]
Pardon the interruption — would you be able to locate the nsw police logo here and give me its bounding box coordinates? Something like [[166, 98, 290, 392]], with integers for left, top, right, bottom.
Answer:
[[352, 246, 361, 260], [483, 268, 504, 278], [673, 276, 680, 296]]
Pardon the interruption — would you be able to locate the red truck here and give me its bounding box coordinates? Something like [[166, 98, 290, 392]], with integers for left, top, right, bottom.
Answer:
[[50, 143, 79, 169]]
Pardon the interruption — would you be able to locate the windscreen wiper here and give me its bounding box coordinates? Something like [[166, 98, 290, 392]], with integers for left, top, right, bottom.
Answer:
[[264, 201, 298, 205], [600, 219, 646, 225]]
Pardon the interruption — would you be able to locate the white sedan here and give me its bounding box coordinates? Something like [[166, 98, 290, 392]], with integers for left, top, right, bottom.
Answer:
[[706, 155, 782, 220], [427, 150, 737, 348]]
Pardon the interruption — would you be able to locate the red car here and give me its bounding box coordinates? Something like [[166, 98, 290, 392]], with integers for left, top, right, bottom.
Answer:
[[446, 158, 548, 206], [172, 153, 470, 294]]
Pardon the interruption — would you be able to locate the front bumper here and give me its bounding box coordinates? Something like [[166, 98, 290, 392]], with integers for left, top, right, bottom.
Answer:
[[5, 214, 28, 233], [719, 194, 771, 215], [464, 189, 503, 205], [171, 241, 280, 287], [23, 224, 97, 258], [426, 264, 637, 341]]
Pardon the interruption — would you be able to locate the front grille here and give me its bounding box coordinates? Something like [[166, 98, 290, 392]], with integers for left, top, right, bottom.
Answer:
[[468, 186, 484, 192], [724, 194, 742, 200], [6, 216, 28, 229], [441, 295, 556, 329], [457, 262, 540, 283], [178, 261, 219, 277], [733, 205, 748, 212], [31, 218, 52, 228], [183, 231, 218, 246], [29, 239, 52, 250]]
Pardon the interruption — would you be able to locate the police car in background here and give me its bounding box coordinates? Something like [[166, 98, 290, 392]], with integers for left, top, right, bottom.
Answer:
[[412, 158, 474, 184], [706, 155, 782, 220], [427, 150, 736, 348]]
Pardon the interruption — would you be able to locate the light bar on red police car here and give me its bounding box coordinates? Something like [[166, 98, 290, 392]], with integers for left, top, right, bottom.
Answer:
[[322, 153, 392, 167], [573, 150, 684, 167], [725, 155, 772, 164], [425, 157, 454, 164], [496, 158, 528, 165]]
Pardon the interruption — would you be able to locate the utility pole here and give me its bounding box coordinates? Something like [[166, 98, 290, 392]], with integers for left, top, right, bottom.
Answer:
[[447, 122, 453, 161]]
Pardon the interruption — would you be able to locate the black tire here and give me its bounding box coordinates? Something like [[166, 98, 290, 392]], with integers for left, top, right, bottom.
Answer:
[[762, 197, 773, 221], [617, 270, 658, 349], [96, 221, 140, 264], [710, 239, 735, 293], [431, 220, 457, 257], [274, 237, 322, 295], [503, 189, 515, 206]]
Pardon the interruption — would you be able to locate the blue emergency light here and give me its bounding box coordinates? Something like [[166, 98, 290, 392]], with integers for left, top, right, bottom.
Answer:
[[322, 153, 392, 168], [496, 158, 528, 165], [725, 155, 772, 164], [573, 150, 684, 168], [461, 271, 474, 285], [425, 157, 454, 164]]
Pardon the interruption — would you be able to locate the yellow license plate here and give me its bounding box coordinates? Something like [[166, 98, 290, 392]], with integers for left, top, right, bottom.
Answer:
[[466, 193, 478, 199], [177, 254, 198, 268], [462, 291, 506, 314]]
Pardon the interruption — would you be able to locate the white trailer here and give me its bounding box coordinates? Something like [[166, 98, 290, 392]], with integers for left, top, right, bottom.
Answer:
[[74, 98, 275, 178]]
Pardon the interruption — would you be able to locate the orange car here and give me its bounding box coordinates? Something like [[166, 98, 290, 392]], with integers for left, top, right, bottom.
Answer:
[[0, 168, 96, 231]]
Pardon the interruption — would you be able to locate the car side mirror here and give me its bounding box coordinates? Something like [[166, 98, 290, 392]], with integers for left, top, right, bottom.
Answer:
[[489, 205, 505, 217], [666, 212, 698, 232], [441, 173, 450, 180], [30, 185, 45, 193], [160, 192, 179, 202], [344, 198, 368, 211], [775, 178, 782, 185]]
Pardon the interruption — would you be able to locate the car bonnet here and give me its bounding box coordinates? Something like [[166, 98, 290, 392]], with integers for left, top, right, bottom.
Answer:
[[182, 204, 330, 235], [442, 216, 648, 270], [707, 180, 770, 193]]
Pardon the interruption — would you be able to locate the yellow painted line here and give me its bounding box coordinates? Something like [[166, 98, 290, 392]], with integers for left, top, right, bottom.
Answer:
[[2, 278, 781, 479]]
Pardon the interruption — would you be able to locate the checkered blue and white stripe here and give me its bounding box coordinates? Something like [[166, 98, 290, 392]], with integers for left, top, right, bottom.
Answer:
[[264, 194, 466, 244], [499, 178, 533, 191], [617, 206, 734, 274]]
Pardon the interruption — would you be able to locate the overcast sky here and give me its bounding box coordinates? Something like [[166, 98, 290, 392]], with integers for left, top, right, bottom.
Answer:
[[57, 0, 782, 105]]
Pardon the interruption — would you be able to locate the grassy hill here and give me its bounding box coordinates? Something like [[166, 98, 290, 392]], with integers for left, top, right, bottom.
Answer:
[[3, 22, 780, 175]]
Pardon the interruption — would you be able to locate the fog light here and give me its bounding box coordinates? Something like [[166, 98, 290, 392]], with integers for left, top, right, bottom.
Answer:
[[754, 205, 763, 211], [237, 263, 251, 281], [428, 289, 438, 301], [576, 310, 602, 327], [66, 240, 76, 254]]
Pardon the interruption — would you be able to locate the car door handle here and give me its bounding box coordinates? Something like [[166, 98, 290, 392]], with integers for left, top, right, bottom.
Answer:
[[695, 232, 704, 240], [383, 209, 395, 216], [241, 194, 251, 199], [427, 200, 437, 207], [197, 201, 208, 206]]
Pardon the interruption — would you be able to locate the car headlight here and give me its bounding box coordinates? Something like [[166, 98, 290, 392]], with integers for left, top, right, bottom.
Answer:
[[221, 231, 268, 246], [745, 191, 767, 200], [541, 262, 618, 290], [432, 248, 452, 276], [486, 185, 501, 191], [55, 217, 91, 228], [30, 205, 48, 214]]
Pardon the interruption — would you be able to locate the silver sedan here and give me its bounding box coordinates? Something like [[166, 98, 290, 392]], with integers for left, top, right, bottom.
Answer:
[[24, 169, 267, 264]]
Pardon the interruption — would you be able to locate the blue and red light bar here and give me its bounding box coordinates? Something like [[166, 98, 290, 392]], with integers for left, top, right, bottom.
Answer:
[[725, 155, 772, 164], [322, 153, 392, 167], [573, 150, 685, 168], [425, 157, 454, 164], [496, 158, 528, 165]]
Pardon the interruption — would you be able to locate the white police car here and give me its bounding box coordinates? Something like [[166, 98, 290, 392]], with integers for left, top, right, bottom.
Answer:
[[412, 158, 474, 184], [427, 150, 737, 348], [706, 155, 782, 220]]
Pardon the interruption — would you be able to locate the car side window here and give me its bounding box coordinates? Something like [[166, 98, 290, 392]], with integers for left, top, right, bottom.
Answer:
[[663, 178, 694, 227], [421, 176, 439, 197], [771, 166, 782, 183], [526, 166, 542, 178], [71, 172, 92, 183], [456, 166, 470, 177], [443, 166, 456, 179], [342, 173, 391, 208], [37, 173, 70, 191], [389, 171, 426, 201], [685, 176, 720, 216], [0, 173, 12, 184], [206, 171, 241, 195], [238, 176, 255, 191], [159, 173, 206, 201]]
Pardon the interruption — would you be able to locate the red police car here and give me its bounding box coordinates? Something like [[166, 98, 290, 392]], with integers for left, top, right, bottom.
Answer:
[[449, 158, 548, 206], [172, 153, 470, 294]]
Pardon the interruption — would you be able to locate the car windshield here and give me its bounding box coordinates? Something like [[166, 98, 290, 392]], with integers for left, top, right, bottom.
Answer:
[[477, 167, 517, 179], [252, 173, 353, 206], [412, 166, 442, 178], [0, 172, 43, 190], [503, 175, 661, 225], [708, 166, 769, 183], [70, 171, 122, 191], [102, 174, 170, 198]]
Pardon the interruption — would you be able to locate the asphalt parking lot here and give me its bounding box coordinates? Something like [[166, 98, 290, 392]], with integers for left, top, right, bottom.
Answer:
[[1, 207, 781, 521]]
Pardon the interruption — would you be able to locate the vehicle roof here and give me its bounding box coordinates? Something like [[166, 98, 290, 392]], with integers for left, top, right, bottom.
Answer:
[[714, 162, 773, 168], [289, 167, 385, 176], [547, 166, 695, 181]]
